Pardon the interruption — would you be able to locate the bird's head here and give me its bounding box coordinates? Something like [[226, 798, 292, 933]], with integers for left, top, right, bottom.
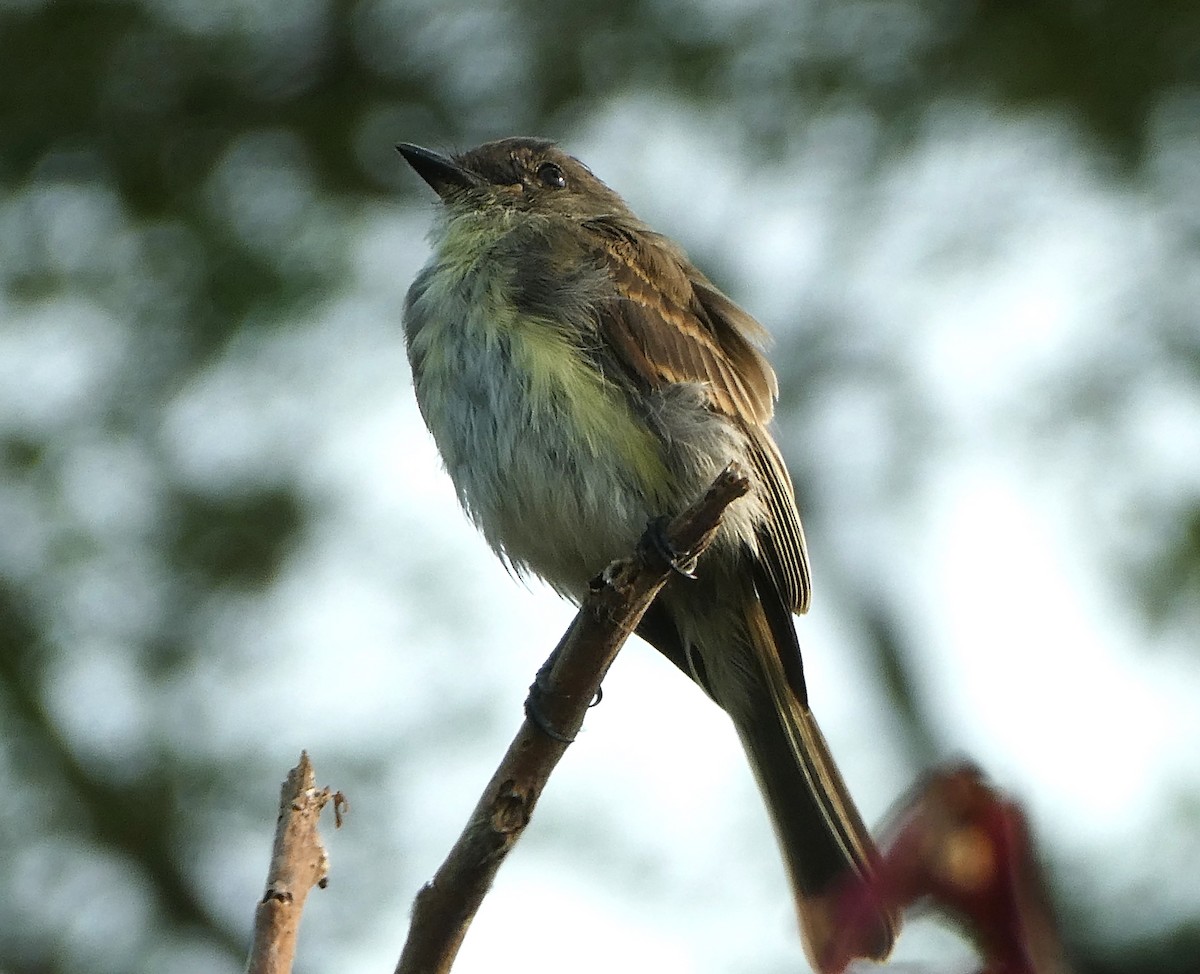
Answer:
[[397, 138, 631, 222]]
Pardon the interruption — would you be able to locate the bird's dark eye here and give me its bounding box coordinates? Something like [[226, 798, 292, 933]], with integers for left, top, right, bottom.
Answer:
[[537, 162, 567, 189]]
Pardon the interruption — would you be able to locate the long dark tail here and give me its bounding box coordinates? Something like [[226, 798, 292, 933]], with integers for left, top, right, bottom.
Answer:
[[736, 592, 898, 972]]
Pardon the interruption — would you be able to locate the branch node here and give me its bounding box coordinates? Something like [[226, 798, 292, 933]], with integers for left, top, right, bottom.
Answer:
[[490, 786, 530, 834]]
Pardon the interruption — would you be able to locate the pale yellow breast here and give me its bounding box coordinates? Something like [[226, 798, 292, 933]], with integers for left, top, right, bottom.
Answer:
[[406, 241, 675, 595]]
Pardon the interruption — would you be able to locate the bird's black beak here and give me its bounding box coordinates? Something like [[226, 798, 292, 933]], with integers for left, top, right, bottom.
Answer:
[[396, 143, 482, 199]]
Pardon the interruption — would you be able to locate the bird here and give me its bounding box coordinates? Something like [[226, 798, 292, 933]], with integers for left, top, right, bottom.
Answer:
[[397, 136, 897, 971]]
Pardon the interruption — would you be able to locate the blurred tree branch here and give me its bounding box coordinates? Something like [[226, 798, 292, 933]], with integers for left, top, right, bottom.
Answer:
[[3, 2, 1200, 972], [245, 753, 344, 974], [0, 584, 244, 956], [834, 765, 1073, 974]]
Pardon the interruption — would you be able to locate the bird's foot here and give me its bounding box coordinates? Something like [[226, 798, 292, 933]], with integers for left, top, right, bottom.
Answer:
[[643, 515, 698, 579]]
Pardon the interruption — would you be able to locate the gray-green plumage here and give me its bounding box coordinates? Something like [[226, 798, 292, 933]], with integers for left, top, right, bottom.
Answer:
[[400, 137, 897, 970]]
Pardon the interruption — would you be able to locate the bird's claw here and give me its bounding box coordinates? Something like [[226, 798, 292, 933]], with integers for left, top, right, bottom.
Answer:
[[645, 515, 698, 579]]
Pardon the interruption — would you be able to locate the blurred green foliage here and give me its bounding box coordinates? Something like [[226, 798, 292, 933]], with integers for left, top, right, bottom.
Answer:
[[2, 1, 1198, 972]]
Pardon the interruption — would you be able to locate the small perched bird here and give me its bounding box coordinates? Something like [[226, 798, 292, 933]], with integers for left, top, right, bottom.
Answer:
[[398, 137, 897, 970]]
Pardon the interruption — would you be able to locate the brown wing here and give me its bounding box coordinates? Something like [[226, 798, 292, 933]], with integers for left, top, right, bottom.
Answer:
[[583, 216, 812, 613]]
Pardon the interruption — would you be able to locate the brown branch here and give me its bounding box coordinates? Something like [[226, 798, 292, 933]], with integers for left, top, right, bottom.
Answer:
[[245, 751, 345, 974], [395, 464, 751, 974]]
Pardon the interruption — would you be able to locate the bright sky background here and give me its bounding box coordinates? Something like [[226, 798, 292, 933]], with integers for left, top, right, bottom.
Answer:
[[7, 89, 1199, 973]]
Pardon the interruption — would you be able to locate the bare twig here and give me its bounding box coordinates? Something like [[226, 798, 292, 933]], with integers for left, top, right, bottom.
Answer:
[[245, 752, 344, 974], [395, 464, 751, 974]]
